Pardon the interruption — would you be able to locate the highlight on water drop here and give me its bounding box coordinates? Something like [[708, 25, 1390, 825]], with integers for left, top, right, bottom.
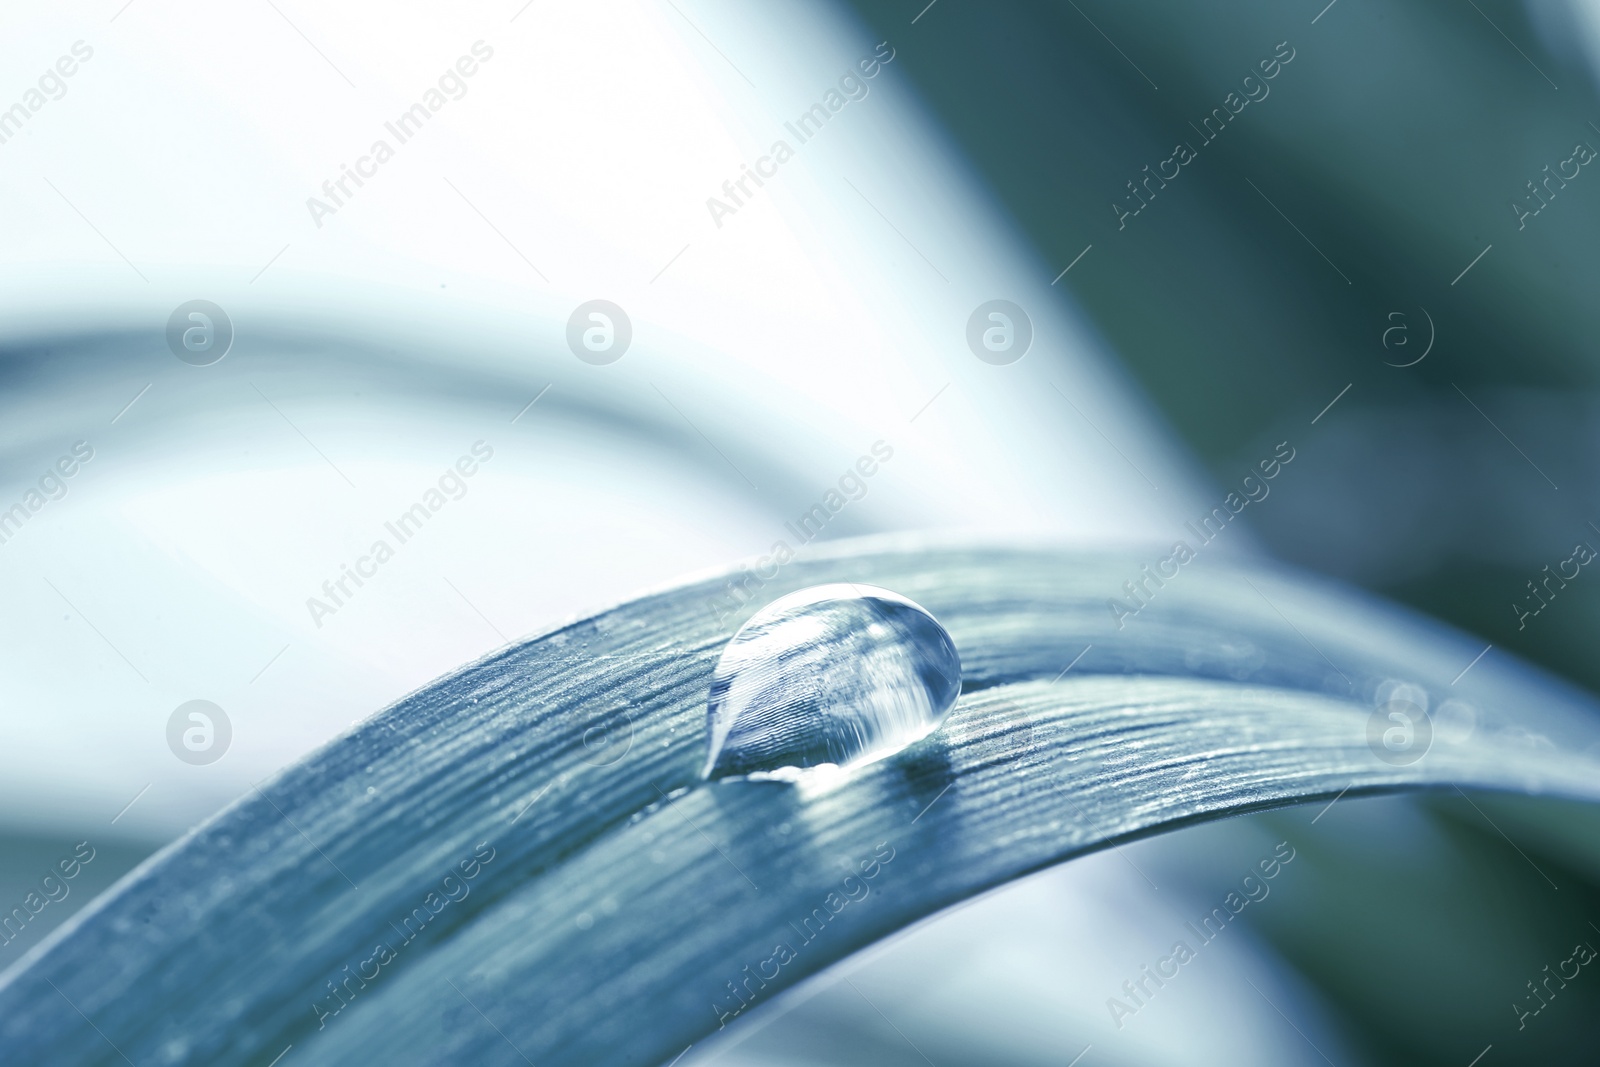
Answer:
[[703, 583, 962, 780]]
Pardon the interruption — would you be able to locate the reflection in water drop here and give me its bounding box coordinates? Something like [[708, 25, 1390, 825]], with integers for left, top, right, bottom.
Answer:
[[703, 584, 961, 779]]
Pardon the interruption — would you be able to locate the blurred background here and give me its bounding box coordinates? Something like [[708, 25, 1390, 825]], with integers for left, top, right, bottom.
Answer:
[[2, 0, 1599, 1062], [841, 0, 1600, 696]]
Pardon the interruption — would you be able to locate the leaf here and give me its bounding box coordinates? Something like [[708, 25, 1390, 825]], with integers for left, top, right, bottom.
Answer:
[[3, 544, 1597, 1065]]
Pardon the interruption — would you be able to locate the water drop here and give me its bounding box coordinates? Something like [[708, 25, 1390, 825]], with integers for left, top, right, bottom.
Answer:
[[703, 584, 961, 779]]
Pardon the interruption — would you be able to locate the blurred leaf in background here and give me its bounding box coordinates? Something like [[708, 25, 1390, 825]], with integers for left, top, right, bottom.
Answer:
[[844, 0, 1600, 697]]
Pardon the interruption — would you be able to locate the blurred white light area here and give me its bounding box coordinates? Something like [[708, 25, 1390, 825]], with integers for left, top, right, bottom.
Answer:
[[0, 0, 1214, 842]]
